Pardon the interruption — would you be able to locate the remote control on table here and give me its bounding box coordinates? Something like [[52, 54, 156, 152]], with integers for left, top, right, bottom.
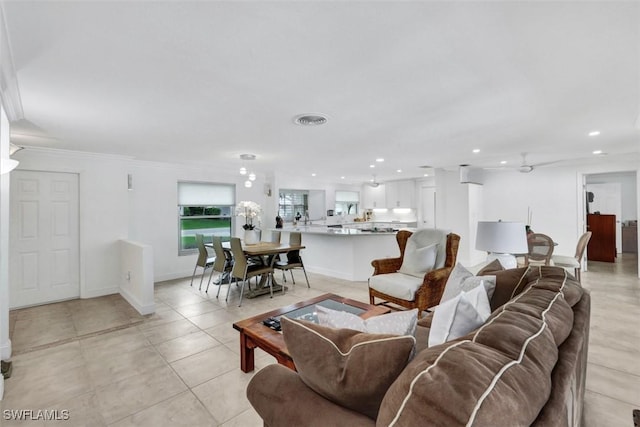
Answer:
[[262, 317, 281, 331]]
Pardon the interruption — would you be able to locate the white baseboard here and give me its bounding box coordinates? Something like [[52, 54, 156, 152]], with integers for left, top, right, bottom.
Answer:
[[81, 286, 119, 299], [304, 265, 356, 282], [119, 287, 155, 315], [154, 270, 194, 283]]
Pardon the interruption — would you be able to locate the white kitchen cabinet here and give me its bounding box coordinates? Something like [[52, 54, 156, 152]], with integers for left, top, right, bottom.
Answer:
[[362, 184, 386, 209], [385, 180, 416, 208]]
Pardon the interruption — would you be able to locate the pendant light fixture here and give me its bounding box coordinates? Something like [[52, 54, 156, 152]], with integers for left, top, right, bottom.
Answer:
[[239, 153, 256, 187]]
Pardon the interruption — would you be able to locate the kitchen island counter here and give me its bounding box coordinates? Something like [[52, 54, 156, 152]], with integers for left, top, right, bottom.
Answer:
[[274, 226, 406, 281]]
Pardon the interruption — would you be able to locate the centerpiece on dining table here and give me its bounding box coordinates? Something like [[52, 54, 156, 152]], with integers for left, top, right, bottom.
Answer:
[[236, 201, 262, 244]]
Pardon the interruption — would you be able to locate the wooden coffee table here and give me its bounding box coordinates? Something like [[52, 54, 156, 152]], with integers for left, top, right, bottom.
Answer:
[[232, 293, 391, 372]]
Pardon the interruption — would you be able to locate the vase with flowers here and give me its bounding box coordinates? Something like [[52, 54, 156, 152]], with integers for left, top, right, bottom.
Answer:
[[236, 201, 262, 244]]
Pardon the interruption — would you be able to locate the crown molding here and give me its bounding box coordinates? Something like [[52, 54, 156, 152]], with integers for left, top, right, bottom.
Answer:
[[20, 146, 135, 161], [0, 4, 23, 122]]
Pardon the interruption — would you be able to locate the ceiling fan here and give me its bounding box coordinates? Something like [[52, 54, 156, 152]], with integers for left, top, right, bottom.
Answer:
[[487, 153, 559, 174], [366, 174, 381, 187]]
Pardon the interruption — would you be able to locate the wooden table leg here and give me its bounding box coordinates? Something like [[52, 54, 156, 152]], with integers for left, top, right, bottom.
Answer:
[[239, 332, 255, 373]]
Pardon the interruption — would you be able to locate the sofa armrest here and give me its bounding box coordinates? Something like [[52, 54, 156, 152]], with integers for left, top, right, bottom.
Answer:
[[247, 364, 376, 427], [414, 266, 453, 309], [371, 257, 402, 275]]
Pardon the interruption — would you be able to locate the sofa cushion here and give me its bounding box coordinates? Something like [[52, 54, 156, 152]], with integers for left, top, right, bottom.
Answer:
[[368, 272, 423, 301], [378, 304, 560, 426], [317, 305, 418, 337], [398, 242, 438, 278], [440, 262, 497, 303], [281, 317, 415, 420], [428, 284, 491, 346], [486, 267, 531, 311]]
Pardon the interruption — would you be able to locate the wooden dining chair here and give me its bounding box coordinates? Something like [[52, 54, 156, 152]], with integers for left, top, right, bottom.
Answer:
[[227, 237, 274, 306], [525, 233, 555, 266]]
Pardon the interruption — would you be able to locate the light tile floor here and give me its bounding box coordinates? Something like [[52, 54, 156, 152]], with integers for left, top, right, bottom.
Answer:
[[1, 255, 638, 426]]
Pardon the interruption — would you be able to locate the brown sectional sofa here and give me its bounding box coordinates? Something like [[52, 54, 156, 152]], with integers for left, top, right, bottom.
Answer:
[[247, 266, 590, 427]]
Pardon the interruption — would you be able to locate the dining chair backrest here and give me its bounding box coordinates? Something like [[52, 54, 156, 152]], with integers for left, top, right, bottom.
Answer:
[[230, 237, 248, 278], [574, 231, 593, 260], [287, 232, 303, 263], [195, 234, 209, 266], [526, 233, 555, 265], [263, 231, 281, 244], [289, 232, 302, 246], [211, 236, 232, 272]]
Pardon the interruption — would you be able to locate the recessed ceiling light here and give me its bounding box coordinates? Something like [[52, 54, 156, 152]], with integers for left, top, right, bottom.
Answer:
[[423, 173, 429, 177], [592, 150, 603, 155], [376, 158, 385, 162], [293, 113, 328, 126], [311, 173, 317, 177], [369, 164, 375, 168], [500, 160, 507, 165], [340, 176, 345, 179], [397, 169, 402, 173], [588, 131, 600, 137], [472, 149, 480, 153]]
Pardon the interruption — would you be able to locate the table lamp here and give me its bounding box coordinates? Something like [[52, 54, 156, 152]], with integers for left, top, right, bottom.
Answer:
[[475, 221, 528, 269]]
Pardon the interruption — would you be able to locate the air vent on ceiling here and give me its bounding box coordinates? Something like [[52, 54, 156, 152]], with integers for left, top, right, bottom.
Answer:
[[294, 114, 328, 126]]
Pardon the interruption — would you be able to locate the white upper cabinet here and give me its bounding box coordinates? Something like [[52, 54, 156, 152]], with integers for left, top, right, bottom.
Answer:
[[362, 184, 386, 209], [385, 180, 416, 208]]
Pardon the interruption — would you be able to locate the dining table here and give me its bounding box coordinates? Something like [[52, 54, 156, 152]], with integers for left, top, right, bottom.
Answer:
[[206, 240, 306, 298]]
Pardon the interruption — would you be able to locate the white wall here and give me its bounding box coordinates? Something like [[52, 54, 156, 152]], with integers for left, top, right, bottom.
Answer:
[[482, 161, 639, 263], [15, 148, 130, 298], [10, 148, 640, 306], [127, 161, 269, 281]]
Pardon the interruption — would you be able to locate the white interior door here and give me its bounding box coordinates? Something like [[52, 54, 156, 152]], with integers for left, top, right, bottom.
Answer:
[[420, 186, 436, 228], [10, 171, 80, 308], [587, 182, 623, 253]]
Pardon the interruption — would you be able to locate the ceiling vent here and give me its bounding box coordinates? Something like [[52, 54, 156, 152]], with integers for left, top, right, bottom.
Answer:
[[294, 114, 328, 126]]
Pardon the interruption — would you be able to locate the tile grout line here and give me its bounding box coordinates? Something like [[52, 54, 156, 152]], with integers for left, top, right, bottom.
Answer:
[[11, 319, 146, 356]]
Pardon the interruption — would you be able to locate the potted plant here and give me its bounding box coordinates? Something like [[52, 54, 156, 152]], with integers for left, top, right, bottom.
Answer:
[[236, 201, 262, 244]]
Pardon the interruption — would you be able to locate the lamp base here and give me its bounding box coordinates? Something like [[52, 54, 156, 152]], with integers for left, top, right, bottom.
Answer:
[[486, 253, 518, 269]]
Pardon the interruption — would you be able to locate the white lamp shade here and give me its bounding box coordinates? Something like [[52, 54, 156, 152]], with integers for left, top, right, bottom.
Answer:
[[476, 221, 528, 254]]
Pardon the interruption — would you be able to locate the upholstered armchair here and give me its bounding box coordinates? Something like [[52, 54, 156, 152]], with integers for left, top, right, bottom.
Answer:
[[368, 229, 460, 316]]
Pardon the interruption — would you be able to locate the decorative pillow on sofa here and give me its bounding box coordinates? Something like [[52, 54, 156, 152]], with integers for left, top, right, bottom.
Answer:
[[429, 284, 491, 346], [440, 262, 497, 304], [316, 306, 418, 337], [476, 258, 505, 276], [398, 241, 438, 278], [281, 316, 416, 419]]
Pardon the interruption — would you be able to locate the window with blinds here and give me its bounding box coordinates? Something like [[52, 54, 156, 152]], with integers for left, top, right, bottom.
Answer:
[[178, 182, 235, 255], [279, 190, 308, 222]]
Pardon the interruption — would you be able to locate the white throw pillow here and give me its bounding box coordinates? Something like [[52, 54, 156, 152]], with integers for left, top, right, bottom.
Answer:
[[316, 305, 418, 337], [398, 241, 438, 278], [428, 284, 491, 346], [440, 262, 497, 303]]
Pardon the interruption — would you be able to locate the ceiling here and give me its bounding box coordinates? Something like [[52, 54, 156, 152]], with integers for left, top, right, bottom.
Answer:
[[3, 1, 639, 184]]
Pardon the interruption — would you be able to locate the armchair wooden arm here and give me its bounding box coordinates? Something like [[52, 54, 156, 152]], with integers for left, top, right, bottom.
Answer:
[[415, 265, 454, 310], [370, 230, 411, 275], [371, 257, 402, 275]]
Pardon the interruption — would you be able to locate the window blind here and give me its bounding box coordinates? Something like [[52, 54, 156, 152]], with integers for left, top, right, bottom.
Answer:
[[178, 182, 234, 205], [335, 191, 359, 202]]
